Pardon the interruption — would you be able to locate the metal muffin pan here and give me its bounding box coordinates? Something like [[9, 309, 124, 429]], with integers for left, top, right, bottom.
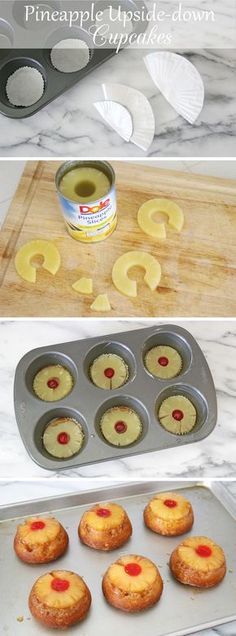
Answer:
[[14, 324, 217, 471], [0, 481, 236, 636], [0, 0, 147, 118]]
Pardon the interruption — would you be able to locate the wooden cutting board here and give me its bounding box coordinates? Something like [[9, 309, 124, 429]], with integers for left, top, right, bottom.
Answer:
[[1, 160, 236, 317]]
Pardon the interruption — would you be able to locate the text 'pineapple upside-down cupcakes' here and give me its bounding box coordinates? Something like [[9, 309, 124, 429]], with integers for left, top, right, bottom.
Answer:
[[78, 502, 132, 551], [102, 554, 163, 612], [29, 570, 91, 629], [14, 517, 68, 564], [170, 536, 226, 588], [144, 491, 194, 536]]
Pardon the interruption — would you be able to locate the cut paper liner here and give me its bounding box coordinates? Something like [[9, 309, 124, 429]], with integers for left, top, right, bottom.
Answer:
[[94, 101, 133, 142], [102, 83, 155, 151], [144, 52, 204, 124]]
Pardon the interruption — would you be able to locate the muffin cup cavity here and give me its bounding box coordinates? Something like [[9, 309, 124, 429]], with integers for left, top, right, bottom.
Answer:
[[44, 26, 94, 72], [34, 407, 88, 461], [143, 330, 192, 379], [25, 351, 78, 400], [156, 385, 208, 436], [84, 341, 136, 389], [1, 57, 47, 108], [0, 18, 14, 49], [95, 395, 149, 448]]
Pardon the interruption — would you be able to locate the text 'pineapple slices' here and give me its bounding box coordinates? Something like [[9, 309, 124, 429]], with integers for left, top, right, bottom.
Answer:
[[72, 277, 93, 295], [138, 198, 184, 240], [90, 294, 111, 312], [112, 251, 161, 298], [15, 239, 61, 283]]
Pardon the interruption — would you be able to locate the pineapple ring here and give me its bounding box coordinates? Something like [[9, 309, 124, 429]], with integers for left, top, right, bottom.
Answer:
[[138, 198, 184, 240], [33, 365, 73, 402], [90, 353, 129, 389], [43, 417, 84, 459], [158, 395, 197, 434], [112, 251, 161, 298], [29, 570, 92, 628], [100, 406, 142, 446], [16, 516, 61, 546], [14, 516, 69, 564], [15, 239, 61, 283], [102, 554, 163, 612], [144, 491, 194, 536], [80, 503, 125, 532], [145, 345, 182, 379], [170, 536, 227, 588]]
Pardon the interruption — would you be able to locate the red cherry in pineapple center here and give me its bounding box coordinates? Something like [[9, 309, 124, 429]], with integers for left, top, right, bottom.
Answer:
[[30, 520, 45, 531], [172, 409, 184, 421], [125, 562, 142, 576], [158, 356, 169, 367], [196, 544, 212, 558], [57, 432, 70, 445], [104, 367, 115, 378], [114, 421, 127, 434], [96, 508, 111, 518], [164, 499, 177, 508], [51, 578, 70, 592], [47, 377, 59, 389]]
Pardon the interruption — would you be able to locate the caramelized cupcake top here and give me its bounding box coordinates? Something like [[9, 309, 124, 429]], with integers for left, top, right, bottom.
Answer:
[[33, 570, 87, 609], [106, 555, 159, 593], [148, 492, 192, 520], [176, 536, 226, 572], [16, 517, 61, 545], [81, 503, 126, 531]]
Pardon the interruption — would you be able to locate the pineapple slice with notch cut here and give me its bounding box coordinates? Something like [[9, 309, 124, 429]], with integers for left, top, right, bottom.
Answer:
[[159, 395, 197, 434], [15, 239, 61, 283], [112, 250, 161, 298], [145, 345, 182, 379], [138, 198, 184, 240], [43, 417, 84, 459], [100, 405, 142, 447], [33, 364, 73, 402], [90, 353, 129, 389]]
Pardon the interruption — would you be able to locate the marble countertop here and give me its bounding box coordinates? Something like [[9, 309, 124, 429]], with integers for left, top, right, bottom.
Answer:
[[0, 47, 235, 158], [0, 478, 236, 636], [1, 318, 236, 480]]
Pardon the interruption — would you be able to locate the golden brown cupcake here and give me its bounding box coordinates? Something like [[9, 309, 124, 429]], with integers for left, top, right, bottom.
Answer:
[[14, 517, 68, 564], [145, 345, 182, 379], [78, 502, 132, 551], [144, 491, 194, 536], [100, 405, 142, 446], [90, 353, 129, 389], [102, 554, 163, 612], [170, 536, 226, 588], [43, 417, 84, 458], [33, 365, 73, 401], [158, 395, 197, 434], [29, 570, 91, 628]]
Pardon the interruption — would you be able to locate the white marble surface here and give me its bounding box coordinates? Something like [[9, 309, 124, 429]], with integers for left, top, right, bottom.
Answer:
[[0, 478, 236, 636], [0, 47, 235, 158], [1, 158, 236, 229], [1, 318, 236, 480]]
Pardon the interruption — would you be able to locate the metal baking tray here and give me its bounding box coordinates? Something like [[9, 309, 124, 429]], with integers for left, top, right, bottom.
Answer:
[[14, 324, 217, 471], [0, 480, 236, 635], [0, 0, 147, 118]]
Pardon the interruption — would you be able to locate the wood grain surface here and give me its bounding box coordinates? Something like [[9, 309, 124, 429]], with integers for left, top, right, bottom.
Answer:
[[0, 160, 236, 317]]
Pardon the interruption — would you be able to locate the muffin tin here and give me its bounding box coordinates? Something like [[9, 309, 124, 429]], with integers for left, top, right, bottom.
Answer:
[[0, 481, 236, 635], [0, 0, 147, 118], [14, 324, 217, 470]]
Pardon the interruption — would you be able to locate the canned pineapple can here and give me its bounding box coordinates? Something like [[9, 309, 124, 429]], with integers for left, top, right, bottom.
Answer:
[[55, 160, 117, 243]]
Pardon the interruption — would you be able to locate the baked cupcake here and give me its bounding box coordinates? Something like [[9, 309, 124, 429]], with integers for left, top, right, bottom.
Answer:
[[158, 395, 197, 434], [79, 502, 132, 551], [145, 345, 182, 379], [33, 365, 73, 401], [102, 554, 163, 612], [100, 405, 142, 446], [144, 491, 194, 536], [43, 417, 84, 459], [90, 353, 129, 389], [14, 517, 68, 564], [170, 536, 226, 588], [29, 570, 91, 629]]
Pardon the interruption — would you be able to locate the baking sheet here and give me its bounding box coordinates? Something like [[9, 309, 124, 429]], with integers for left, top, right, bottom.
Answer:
[[0, 481, 235, 635], [14, 325, 217, 470]]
